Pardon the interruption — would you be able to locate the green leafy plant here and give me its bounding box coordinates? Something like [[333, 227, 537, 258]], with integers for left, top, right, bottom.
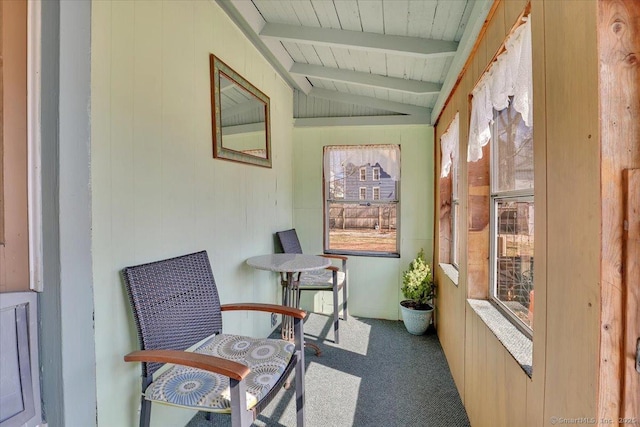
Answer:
[[401, 249, 435, 308]]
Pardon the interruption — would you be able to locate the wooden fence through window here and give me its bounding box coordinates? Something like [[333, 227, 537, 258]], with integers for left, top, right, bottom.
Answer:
[[328, 203, 397, 231]]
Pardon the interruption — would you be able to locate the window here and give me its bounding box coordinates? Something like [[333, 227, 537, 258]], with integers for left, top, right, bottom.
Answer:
[[439, 113, 459, 268], [450, 129, 460, 268], [490, 101, 534, 335], [323, 145, 400, 256], [372, 167, 380, 181]]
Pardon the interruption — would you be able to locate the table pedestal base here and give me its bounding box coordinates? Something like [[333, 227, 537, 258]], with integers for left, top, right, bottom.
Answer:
[[280, 272, 322, 356]]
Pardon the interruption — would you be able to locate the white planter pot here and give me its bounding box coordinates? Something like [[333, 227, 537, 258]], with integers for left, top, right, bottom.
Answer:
[[400, 300, 434, 335]]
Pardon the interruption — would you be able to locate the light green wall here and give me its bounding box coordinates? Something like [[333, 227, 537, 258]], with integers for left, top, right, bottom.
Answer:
[[292, 125, 434, 320], [91, 1, 293, 426]]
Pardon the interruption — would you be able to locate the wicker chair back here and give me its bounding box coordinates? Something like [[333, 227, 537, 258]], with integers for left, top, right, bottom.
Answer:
[[122, 251, 223, 377]]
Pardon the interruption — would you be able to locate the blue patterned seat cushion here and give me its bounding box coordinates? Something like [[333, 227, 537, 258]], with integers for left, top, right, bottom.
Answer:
[[144, 334, 295, 413], [299, 270, 345, 289]]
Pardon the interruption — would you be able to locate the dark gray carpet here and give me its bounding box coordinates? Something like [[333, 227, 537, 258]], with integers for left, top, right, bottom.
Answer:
[[187, 313, 470, 427]]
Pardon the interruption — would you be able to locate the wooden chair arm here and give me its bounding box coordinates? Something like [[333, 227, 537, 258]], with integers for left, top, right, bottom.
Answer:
[[320, 254, 348, 261], [221, 302, 306, 319], [325, 266, 340, 272], [124, 349, 250, 381]]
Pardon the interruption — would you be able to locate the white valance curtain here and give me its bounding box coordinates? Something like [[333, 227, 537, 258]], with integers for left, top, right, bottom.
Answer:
[[468, 16, 533, 162], [323, 144, 400, 181], [440, 112, 459, 178]]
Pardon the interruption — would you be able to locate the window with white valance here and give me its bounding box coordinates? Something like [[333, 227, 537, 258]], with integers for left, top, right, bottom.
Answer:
[[468, 16, 532, 163], [439, 113, 460, 268], [440, 112, 459, 178], [323, 145, 400, 257]]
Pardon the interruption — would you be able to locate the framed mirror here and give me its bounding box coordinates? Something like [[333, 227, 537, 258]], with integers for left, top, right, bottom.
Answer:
[[210, 54, 271, 168]]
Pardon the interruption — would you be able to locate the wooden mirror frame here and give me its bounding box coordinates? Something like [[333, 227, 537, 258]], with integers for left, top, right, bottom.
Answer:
[[209, 54, 271, 168]]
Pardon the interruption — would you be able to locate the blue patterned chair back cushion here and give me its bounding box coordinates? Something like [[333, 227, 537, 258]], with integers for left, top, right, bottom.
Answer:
[[276, 229, 304, 254], [123, 251, 223, 377]]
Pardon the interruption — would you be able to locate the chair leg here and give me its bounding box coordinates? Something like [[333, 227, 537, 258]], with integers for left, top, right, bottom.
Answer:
[[332, 284, 339, 345], [139, 396, 151, 427], [230, 378, 252, 427], [342, 280, 348, 322], [294, 317, 305, 427]]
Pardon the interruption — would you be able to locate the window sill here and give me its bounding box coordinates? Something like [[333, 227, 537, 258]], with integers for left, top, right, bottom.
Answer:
[[438, 263, 459, 286], [467, 299, 532, 377]]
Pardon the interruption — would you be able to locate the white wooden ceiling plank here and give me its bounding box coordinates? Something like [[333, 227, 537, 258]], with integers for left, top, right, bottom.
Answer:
[[309, 87, 430, 115], [259, 22, 458, 58], [382, 0, 409, 36], [253, 0, 295, 25], [419, 56, 449, 83], [330, 46, 357, 72], [309, 0, 341, 29], [349, 48, 372, 74], [430, 0, 460, 40], [276, 0, 301, 25], [333, 0, 363, 31], [454, 0, 473, 41], [429, 0, 450, 39], [289, 0, 321, 27], [290, 63, 442, 94], [357, 0, 384, 34], [366, 51, 388, 76], [385, 53, 405, 83], [281, 41, 306, 63], [404, 57, 421, 81], [314, 45, 339, 68], [441, 0, 468, 41], [407, 0, 437, 39], [251, 0, 281, 23], [297, 43, 324, 66]]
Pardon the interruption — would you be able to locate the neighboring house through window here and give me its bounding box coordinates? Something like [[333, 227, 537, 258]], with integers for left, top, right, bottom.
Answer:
[[324, 145, 400, 256]]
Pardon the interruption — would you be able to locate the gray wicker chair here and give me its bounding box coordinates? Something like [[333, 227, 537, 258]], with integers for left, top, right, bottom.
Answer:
[[122, 251, 306, 427], [276, 229, 348, 344]]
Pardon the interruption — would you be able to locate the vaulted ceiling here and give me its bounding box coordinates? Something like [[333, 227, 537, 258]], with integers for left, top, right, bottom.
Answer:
[[216, 0, 493, 126]]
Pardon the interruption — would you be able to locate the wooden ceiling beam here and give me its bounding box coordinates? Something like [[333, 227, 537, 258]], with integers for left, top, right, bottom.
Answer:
[[260, 23, 458, 59], [308, 88, 430, 116], [294, 115, 431, 127], [290, 63, 441, 94]]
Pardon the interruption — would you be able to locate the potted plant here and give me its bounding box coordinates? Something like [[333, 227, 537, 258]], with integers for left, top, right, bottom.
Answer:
[[400, 249, 436, 335]]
